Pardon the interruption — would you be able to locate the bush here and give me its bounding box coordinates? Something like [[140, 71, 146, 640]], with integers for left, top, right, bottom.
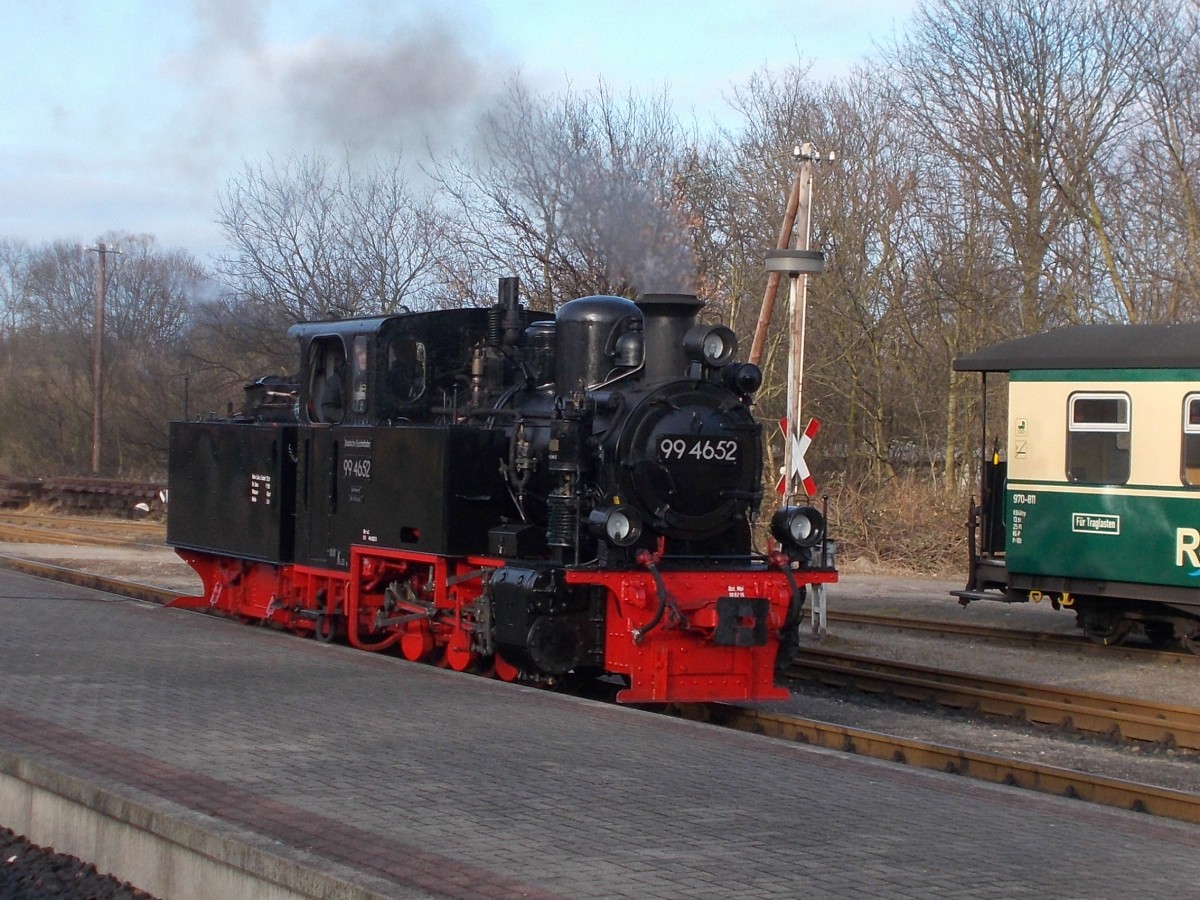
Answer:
[[824, 475, 972, 576]]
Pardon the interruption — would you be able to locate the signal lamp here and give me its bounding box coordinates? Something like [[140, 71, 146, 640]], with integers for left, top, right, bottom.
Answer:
[[587, 505, 643, 547], [723, 362, 763, 396], [770, 505, 825, 550], [684, 324, 738, 368]]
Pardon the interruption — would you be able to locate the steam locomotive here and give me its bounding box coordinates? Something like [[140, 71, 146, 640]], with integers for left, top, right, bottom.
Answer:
[[166, 278, 836, 702]]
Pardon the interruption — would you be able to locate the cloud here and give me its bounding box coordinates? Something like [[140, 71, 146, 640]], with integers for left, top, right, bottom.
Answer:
[[279, 18, 503, 152], [167, 3, 510, 164], [189, 0, 268, 54]]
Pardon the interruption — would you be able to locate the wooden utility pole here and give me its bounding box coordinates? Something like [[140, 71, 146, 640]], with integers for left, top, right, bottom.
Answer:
[[749, 160, 804, 367], [88, 242, 118, 474], [750, 143, 836, 368]]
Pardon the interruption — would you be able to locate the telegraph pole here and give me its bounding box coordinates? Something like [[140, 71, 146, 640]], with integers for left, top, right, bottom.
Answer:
[[88, 242, 119, 474]]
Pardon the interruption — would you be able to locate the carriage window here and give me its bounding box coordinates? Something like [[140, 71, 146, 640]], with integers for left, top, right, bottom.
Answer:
[[1183, 395, 1200, 486], [1067, 393, 1130, 484]]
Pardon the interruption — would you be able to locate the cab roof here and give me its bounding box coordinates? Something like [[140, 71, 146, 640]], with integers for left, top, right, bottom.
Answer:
[[953, 323, 1200, 373]]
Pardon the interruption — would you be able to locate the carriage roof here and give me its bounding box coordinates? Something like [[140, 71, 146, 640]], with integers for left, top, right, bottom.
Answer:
[[285, 308, 499, 344], [953, 323, 1200, 373]]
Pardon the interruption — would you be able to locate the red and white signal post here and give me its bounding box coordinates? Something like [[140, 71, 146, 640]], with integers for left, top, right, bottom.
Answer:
[[762, 141, 834, 634]]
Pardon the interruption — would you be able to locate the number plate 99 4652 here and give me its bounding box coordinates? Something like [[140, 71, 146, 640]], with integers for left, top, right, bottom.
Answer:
[[658, 436, 739, 464]]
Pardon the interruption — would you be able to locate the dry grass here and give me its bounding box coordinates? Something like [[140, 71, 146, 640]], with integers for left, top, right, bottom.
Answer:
[[823, 475, 972, 577]]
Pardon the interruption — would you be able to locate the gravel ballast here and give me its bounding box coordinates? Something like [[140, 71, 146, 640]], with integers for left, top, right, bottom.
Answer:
[[1, 826, 154, 900]]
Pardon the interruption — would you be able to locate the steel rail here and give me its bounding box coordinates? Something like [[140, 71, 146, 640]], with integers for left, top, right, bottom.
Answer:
[[789, 648, 1200, 750], [0, 521, 163, 549], [817, 608, 1199, 665], [0, 510, 165, 534], [0, 554, 176, 605], [707, 706, 1200, 825]]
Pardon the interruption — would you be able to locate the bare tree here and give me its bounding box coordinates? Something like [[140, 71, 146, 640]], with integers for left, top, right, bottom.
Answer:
[[216, 152, 442, 321], [0, 234, 206, 476], [883, 0, 1140, 332], [1112, 0, 1200, 321], [431, 79, 699, 308], [809, 73, 933, 487], [0, 238, 28, 342]]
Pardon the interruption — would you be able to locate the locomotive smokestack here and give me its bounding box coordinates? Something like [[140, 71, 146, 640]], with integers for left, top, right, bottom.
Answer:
[[635, 293, 704, 382], [498, 276, 519, 307], [491, 276, 524, 347]]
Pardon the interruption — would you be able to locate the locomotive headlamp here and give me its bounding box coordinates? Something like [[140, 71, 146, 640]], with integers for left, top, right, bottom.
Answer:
[[684, 324, 738, 368], [770, 505, 825, 549], [723, 362, 763, 396], [588, 505, 643, 547]]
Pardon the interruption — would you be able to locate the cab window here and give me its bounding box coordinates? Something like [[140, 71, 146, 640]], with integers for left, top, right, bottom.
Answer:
[[1182, 395, 1200, 486], [1067, 392, 1130, 484], [309, 336, 346, 424], [350, 335, 369, 414], [381, 335, 426, 416]]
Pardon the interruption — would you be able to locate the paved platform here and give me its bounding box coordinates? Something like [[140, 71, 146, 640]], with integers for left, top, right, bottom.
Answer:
[[2, 566, 1200, 899]]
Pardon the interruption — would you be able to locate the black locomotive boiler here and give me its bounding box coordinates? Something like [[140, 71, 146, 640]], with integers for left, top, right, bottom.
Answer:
[[166, 279, 836, 702]]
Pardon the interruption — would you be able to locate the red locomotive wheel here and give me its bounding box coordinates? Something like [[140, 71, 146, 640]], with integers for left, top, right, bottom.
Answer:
[[445, 632, 476, 672], [400, 628, 434, 661], [493, 654, 520, 682]]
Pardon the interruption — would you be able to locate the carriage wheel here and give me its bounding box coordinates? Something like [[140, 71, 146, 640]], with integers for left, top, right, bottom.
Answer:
[[1180, 632, 1200, 655], [1078, 611, 1133, 647], [1142, 621, 1177, 650]]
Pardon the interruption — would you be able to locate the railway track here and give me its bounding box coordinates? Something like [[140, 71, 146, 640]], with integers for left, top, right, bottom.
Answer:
[[0, 554, 176, 605], [3, 551, 1198, 827], [0, 512, 165, 548], [816, 608, 1200, 665], [704, 705, 1200, 825], [0, 510, 163, 530], [788, 648, 1200, 750]]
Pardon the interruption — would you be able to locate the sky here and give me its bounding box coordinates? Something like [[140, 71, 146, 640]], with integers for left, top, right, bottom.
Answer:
[[0, 0, 917, 262]]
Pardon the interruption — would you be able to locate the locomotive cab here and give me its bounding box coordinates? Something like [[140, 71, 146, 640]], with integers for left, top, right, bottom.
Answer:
[[291, 318, 391, 427]]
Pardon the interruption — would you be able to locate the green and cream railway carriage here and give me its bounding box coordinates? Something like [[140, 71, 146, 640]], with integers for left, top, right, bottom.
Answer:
[[954, 324, 1200, 650]]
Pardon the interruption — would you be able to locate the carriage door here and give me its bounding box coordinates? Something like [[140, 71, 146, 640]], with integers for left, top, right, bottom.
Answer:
[[303, 336, 346, 568]]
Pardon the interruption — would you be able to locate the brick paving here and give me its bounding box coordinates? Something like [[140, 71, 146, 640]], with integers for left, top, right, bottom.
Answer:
[[2, 568, 1200, 898]]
